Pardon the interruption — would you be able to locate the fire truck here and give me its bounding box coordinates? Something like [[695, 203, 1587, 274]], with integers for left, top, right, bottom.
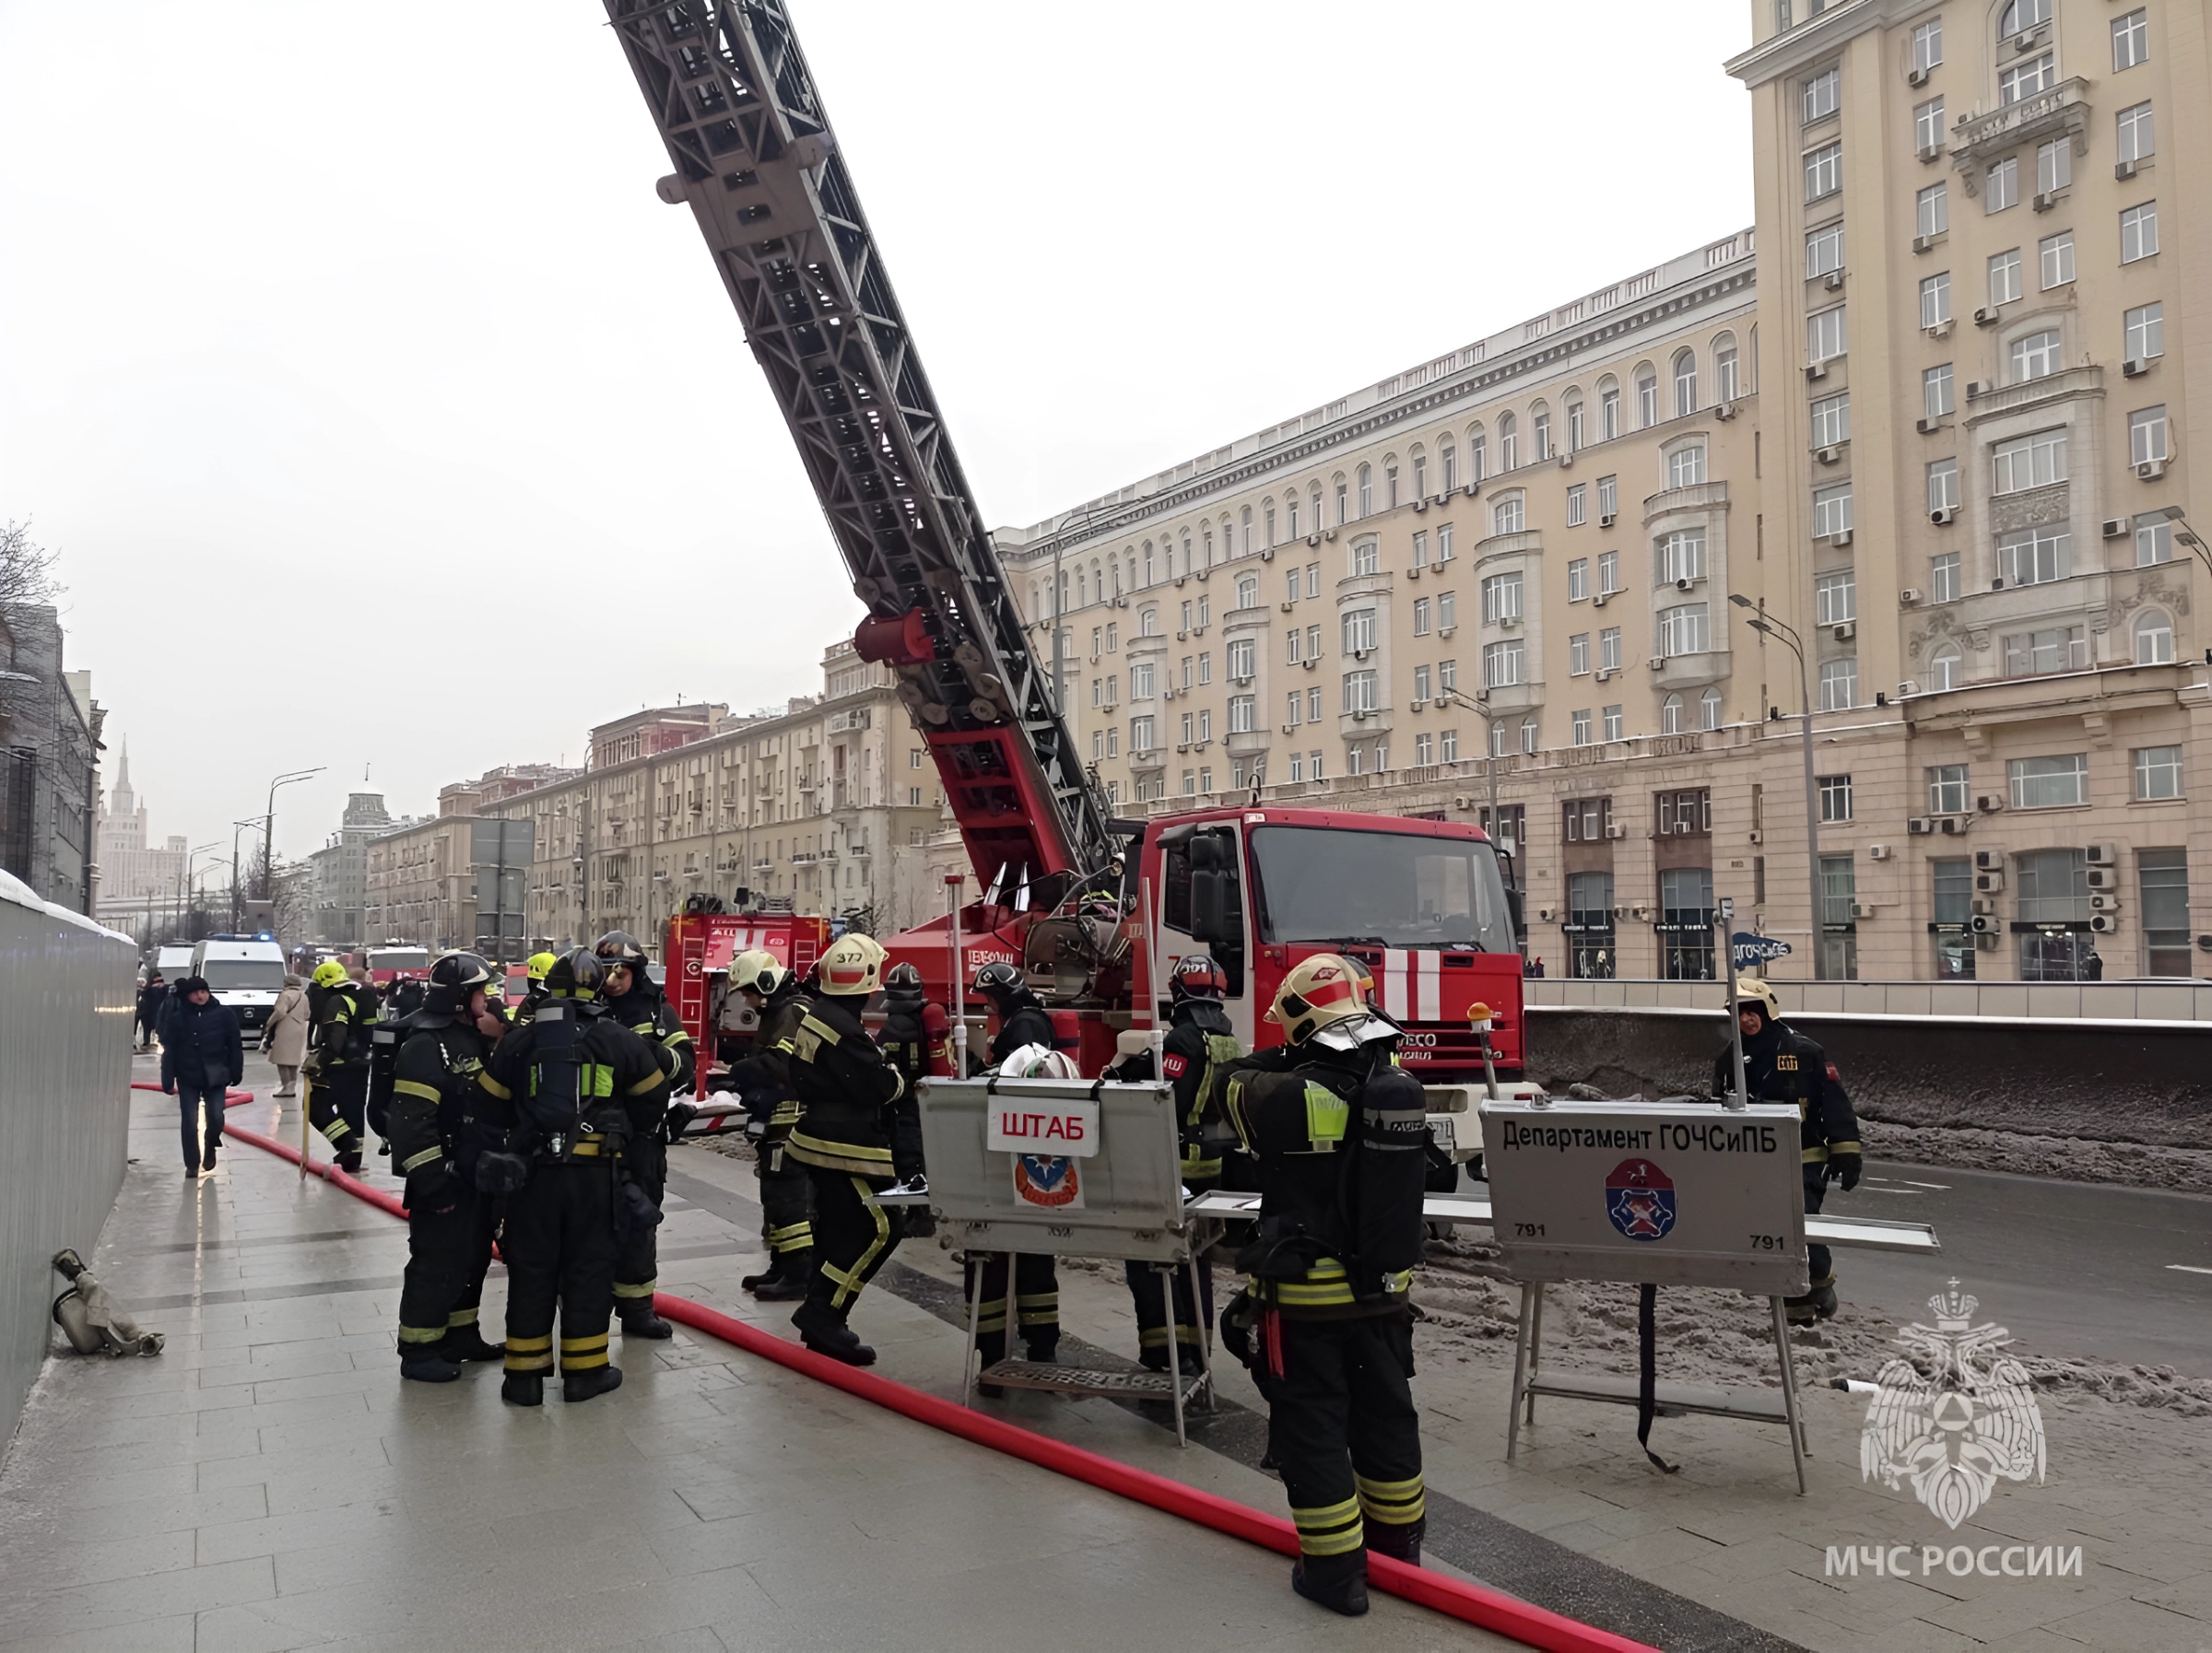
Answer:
[[662, 908, 830, 1097], [604, 1, 1531, 1151]]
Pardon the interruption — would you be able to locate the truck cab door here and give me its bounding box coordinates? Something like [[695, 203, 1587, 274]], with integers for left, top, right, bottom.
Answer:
[[1154, 825, 1255, 1048]]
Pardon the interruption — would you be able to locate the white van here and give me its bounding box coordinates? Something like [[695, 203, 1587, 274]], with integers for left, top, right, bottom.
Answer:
[[154, 944, 196, 985], [190, 936, 288, 1033]]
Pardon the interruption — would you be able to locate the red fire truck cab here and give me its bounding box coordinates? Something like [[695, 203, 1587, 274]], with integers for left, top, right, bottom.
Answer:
[[662, 911, 830, 1098]]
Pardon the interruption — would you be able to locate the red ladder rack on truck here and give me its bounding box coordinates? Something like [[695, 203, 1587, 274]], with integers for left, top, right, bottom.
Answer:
[[602, 2, 1530, 1132]]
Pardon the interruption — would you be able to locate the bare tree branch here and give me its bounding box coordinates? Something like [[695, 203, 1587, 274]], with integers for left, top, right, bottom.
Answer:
[[0, 520, 65, 615]]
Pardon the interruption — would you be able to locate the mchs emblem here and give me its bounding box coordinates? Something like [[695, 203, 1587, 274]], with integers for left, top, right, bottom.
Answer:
[[1861, 1280, 2046, 1529], [1605, 1157, 1677, 1242]]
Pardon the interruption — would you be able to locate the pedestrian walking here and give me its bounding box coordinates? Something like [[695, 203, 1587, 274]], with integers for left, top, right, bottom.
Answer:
[[263, 973, 311, 1096], [159, 977, 241, 1179], [135, 972, 168, 1051]]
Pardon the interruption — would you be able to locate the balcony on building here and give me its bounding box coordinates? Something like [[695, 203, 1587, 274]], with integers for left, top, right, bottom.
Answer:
[[1642, 480, 1729, 524], [1653, 650, 1731, 692], [1949, 78, 2089, 173]]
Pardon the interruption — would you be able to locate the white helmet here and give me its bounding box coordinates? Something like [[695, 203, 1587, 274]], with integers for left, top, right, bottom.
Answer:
[[999, 1043, 1078, 1079], [817, 932, 887, 997]]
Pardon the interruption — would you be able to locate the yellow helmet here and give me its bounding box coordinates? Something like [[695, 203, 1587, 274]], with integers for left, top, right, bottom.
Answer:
[[731, 947, 789, 998], [525, 951, 558, 984], [816, 932, 887, 997], [1264, 953, 1369, 1045], [311, 960, 347, 989], [1735, 976, 1782, 1024]]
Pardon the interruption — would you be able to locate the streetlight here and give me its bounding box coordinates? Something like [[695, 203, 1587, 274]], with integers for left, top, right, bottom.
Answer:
[[260, 768, 324, 900], [230, 818, 265, 932], [182, 840, 221, 941], [1730, 593, 1824, 980]]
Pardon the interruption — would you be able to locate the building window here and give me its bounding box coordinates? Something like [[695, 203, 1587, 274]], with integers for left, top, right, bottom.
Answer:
[[2117, 100, 2155, 164], [1227, 638, 1255, 680], [2009, 754, 2088, 809], [1569, 632, 1590, 675], [2125, 301, 2164, 364], [1808, 304, 1847, 362], [1413, 596, 1431, 636], [1658, 865, 1716, 981], [1666, 444, 1707, 489], [1802, 64, 1840, 123], [1438, 592, 1455, 628], [1352, 536, 1381, 576], [1889, 149, 1933, 217], [1597, 550, 1619, 594], [1673, 350, 1699, 417], [1919, 272, 1951, 330], [1988, 248, 2021, 306], [2112, 6, 2149, 70], [1499, 415, 1519, 471], [2122, 201, 2159, 263], [1810, 217, 1848, 271], [1700, 686, 1723, 730], [1804, 140, 1841, 201], [1237, 574, 1258, 609], [2010, 328, 2062, 382], [2138, 848, 2191, 976], [2038, 231, 2074, 288], [2036, 137, 2071, 196], [1384, 463, 1400, 510], [1660, 531, 1707, 585], [1489, 720, 1511, 759], [1600, 627, 1622, 672], [1357, 463, 1372, 517], [1818, 774, 1853, 823], [1715, 335, 1740, 401], [1912, 16, 1942, 70], [1928, 764, 1970, 815], [1131, 662, 1155, 698], [1818, 656, 1857, 710], [1636, 367, 1659, 428], [1229, 694, 1255, 733], [2004, 621, 2085, 674], [1287, 753, 1303, 783], [1340, 608, 1377, 655], [1572, 709, 1593, 746], [1567, 558, 1589, 602], [1992, 428, 2065, 495], [1343, 670, 1379, 713], [1481, 571, 1524, 625], [1914, 96, 1946, 154], [1437, 524, 1453, 564], [1931, 552, 1961, 604], [1467, 435, 1486, 486], [1810, 393, 1850, 448], [1814, 569, 1856, 626], [1439, 729, 1456, 762], [1130, 715, 1154, 752], [1532, 409, 1551, 462], [1821, 851, 1857, 928], [1999, 53, 2054, 107], [1985, 157, 2018, 214], [1197, 653, 1210, 685], [1522, 716, 1540, 754], [1482, 639, 1525, 688], [1658, 603, 1710, 657], [2129, 405, 2170, 465], [1661, 693, 1684, 734], [1932, 858, 1975, 979], [1813, 482, 1853, 538], [2134, 608, 2175, 665], [2137, 522, 2172, 567], [1927, 458, 1959, 513], [1599, 382, 1620, 442], [1413, 733, 1432, 765], [1411, 530, 1428, 570], [1567, 484, 1587, 527], [1491, 495, 1524, 536], [1412, 663, 1431, 701], [1596, 475, 1618, 521], [1599, 704, 1621, 741]]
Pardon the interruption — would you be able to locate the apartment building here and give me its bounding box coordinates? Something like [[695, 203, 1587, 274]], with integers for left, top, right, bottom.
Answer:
[[994, 0, 2206, 983], [495, 643, 943, 955]]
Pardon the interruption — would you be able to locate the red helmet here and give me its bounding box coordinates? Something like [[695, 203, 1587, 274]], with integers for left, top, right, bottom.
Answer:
[[1170, 954, 1228, 1002]]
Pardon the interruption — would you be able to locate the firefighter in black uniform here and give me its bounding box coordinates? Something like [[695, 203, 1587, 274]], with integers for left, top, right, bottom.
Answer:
[[595, 931, 697, 1341], [304, 958, 379, 1172], [510, 951, 558, 1029], [877, 961, 950, 1240], [475, 948, 674, 1406], [783, 933, 906, 1366], [1105, 954, 1242, 1372], [968, 961, 1063, 1372], [1712, 976, 1863, 1323], [1218, 954, 1430, 1617], [388, 951, 508, 1382], [727, 948, 816, 1301]]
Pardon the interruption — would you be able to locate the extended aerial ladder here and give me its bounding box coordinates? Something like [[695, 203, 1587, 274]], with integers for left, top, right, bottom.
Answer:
[[604, 0, 1115, 910]]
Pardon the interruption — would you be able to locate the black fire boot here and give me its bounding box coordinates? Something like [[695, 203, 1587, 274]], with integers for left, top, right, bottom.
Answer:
[[398, 1353, 462, 1384], [562, 1366, 624, 1403], [1292, 1551, 1371, 1616], [793, 1301, 876, 1366], [500, 1372, 545, 1407], [751, 1249, 812, 1302], [438, 1325, 505, 1364], [1367, 1518, 1425, 1569], [618, 1305, 674, 1340]]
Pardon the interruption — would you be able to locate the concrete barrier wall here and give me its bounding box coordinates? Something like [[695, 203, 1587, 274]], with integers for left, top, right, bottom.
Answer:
[[0, 872, 136, 1444]]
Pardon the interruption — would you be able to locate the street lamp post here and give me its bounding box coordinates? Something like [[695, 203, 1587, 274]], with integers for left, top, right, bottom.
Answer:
[[1731, 594, 1823, 980], [260, 768, 324, 900], [183, 840, 221, 942], [230, 818, 265, 932]]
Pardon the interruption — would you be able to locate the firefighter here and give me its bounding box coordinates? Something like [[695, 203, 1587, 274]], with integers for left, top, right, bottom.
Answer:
[[967, 961, 1063, 1372], [510, 951, 559, 1027], [1712, 977, 1862, 1323], [726, 948, 816, 1300], [1218, 955, 1430, 1616], [1110, 954, 1241, 1373], [475, 948, 674, 1406], [876, 961, 950, 1197], [388, 951, 507, 1382], [303, 957, 379, 1173], [782, 932, 907, 1366], [595, 931, 697, 1341]]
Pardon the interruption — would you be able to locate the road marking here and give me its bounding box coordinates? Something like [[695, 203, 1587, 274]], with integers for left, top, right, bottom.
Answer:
[[1898, 1178, 1951, 1190], [2167, 1264, 2212, 1276]]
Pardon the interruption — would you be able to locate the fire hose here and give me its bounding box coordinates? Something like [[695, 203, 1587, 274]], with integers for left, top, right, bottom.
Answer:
[[197, 1089, 1653, 1653]]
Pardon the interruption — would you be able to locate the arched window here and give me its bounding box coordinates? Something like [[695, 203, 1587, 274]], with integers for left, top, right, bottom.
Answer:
[[1265, 499, 1277, 546], [1700, 687, 1724, 730], [1140, 605, 1159, 637], [1491, 721, 1512, 757], [1662, 693, 1685, 734], [1240, 505, 1253, 555], [1635, 364, 1659, 428], [1333, 474, 1348, 523], [1357, 463, 1374, 517], [1673, 348, 1699, 416], [1411, 445, 1428, 498], [1125, 556, 1135, 595], [1713, 332, 1740, 402], [2135, 608, 2175, 665], [1237, 574, 1258, 609], [1286, 492, 1300, 539], [1532, 403, 1552, 461], [1440, 438, 1457, 492], [1999, 0, 2051, 34], [1111, 560, 1123, 599], [1384, 458, 1400, 510], [1309, 484, 1324, 533], [1521, 715, 1539, 754], [1565, 396, 1584, 452], [1927, 644, 1962, 691], [1467, 427, 1487, 485], [1142, 542, 1155, 585], [1498, 413, 1519, 471], [1598, 376, 1621, 441], [1491, 491, 1525, 535], [1077, 565, 1088, 605]]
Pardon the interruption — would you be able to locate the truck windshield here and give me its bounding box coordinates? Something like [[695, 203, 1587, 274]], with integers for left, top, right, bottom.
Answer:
[[202, 961, 286, 992], [1247, 825, 1514, 954], [369, 949, 429, 970]]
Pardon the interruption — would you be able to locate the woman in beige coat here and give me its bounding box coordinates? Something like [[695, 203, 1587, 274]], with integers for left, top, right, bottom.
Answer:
[[263, 975, 311, 1096]]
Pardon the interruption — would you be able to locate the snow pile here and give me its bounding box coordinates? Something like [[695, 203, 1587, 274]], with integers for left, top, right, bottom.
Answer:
[[1859, 1119, 2212, 1195]]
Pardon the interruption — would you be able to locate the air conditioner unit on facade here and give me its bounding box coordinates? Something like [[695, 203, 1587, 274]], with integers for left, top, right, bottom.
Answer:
[[1833, 621, 1856, 641], [1973, 307, 1997, 327], [1605, 823, 1627, 839], [1806, 361, 1830, 381], [1970, 913, 2001, 934], [1559, 451, 1575, 469], [1908, 64, 1931, 87], [1715, 402, 1737, 421], [1930, 319, 1954, 339], [1594, 668, 1614, 684], [1908, 816, 1935, 835], [2137, 458, 2169, 480], [1324, 528, 1338, 541], [1817, 445, 1841, 464], [1831, 530, 1854, 547], [1631, 903, 1653, 921], [2123, 358, 2150, 379], [2089, 913, 2119, 933], [1917, 141, 1943, 162], [1413, 498, 1429, 512], [1930, 506, 1957, 527], [1824, 271, 1845, 292], [1901, 588, 1924, 604], [2115, 158, 2139, 181], [1676, 577, 1695, 592], [2090, 893, 2122, 912], [1976, 871, 2006, 893], [1852, 902, 1877, 919], [1900, 678, 1921, 695], [1748, 829, 1764, 844], [1406, 564, 1421, 579], [1439, 625, 1455, 639], [1649, 655, 1667, 671], [1940, 815, 1965, 834], [1868, 844, 1890, 861], [1599, 512, 1618, 528], [2087, 842, 2119, 866], [1593, 592, 1610, 608], [1536, 906, 1556, 922], [1281, 722, 1298, 734], [2032, 191, 2060, 213], [1259, 546, 1275, 561], [2087, 867, 2118, 891]]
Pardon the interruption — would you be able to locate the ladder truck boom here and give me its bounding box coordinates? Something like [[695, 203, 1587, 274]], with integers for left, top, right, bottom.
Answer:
[[604, 0, 1115, 906]]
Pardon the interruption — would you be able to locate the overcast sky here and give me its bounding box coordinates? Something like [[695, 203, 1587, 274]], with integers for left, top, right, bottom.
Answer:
[[0, 1, 1753, 870]]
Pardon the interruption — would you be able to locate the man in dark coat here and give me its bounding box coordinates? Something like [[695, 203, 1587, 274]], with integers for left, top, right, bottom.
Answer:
[[135, 973, 167, 1051], [159, 977, 241, 1179]]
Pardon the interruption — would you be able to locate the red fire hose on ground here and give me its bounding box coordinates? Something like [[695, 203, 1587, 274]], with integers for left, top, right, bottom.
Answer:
[[195, 1091, 1652, 1653]]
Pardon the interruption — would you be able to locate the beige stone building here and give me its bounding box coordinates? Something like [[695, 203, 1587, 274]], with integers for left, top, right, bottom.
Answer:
[[994, 0, 2206, 984], [494, 643, 945, 955]]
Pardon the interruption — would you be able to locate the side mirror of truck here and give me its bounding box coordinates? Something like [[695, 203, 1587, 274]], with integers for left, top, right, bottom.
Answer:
[[1504, 883, 1527, 944]]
